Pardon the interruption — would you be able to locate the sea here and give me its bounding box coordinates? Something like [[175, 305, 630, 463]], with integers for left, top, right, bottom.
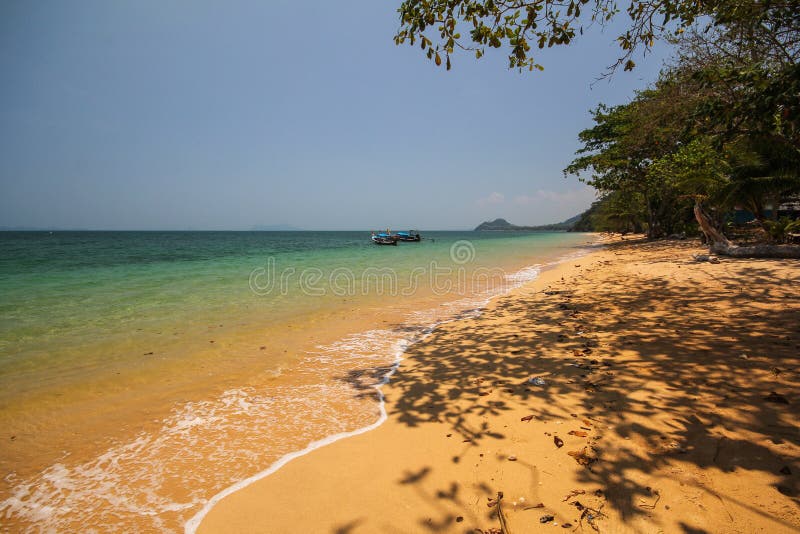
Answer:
[[0, 230, 594, 532]]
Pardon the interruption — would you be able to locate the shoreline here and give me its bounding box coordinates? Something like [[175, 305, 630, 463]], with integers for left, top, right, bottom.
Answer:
[[186, 237, 606, 533], [196, 237, 800, 533]]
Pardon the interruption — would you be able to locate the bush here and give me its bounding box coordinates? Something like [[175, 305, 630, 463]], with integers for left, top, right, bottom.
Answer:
[[763, 217, 800, 243]]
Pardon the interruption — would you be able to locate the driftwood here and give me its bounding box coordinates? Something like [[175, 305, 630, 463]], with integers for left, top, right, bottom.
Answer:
[[694, 203, 800, 258]]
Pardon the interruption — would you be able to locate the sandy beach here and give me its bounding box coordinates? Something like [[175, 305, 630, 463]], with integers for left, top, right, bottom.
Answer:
[[196, 237, 799, 534]]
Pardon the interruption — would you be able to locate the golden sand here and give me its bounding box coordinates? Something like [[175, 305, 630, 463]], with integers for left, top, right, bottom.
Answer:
[[198, 237, 800, 533]]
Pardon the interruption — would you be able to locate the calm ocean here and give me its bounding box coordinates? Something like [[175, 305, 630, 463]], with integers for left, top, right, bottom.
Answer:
[[0, 230, 593, 532]]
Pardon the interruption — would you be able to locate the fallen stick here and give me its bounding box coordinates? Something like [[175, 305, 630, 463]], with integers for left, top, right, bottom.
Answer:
[[495, 492, 511, 534]]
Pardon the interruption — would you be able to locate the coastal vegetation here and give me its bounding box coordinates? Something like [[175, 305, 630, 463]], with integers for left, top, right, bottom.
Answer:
[[396, 0, 800, 255]]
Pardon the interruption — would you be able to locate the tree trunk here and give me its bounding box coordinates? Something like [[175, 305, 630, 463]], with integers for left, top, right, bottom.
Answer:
[[694, 202, 800, 258], [647, 203, 657, 239]]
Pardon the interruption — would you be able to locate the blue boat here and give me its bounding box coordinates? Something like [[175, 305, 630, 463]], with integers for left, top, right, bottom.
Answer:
[[370, 231, 397, 246], [393, 230, 421, 242]]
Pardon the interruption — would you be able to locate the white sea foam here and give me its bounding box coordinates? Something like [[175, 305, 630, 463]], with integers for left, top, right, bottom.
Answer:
[[183, 335, 410, 534], [505, 264, 542, 284]]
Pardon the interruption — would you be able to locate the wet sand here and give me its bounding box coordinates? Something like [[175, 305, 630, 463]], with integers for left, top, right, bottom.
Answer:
[[197, 237, 800, 533]]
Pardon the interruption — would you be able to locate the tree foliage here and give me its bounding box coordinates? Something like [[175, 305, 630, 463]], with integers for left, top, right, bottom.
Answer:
[[565, 67, 800, 238], [556, 1, 800, 242], [394, 0, 799, 73]]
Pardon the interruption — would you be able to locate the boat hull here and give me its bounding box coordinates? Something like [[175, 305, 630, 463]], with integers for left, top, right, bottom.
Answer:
[[371, 237, 397, 245]]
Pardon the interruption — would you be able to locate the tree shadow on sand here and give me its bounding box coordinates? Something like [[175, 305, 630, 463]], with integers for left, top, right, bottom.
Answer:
[[336, 239, 800, 532]]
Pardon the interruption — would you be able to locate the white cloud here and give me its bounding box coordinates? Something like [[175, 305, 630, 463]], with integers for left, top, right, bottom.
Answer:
[[477, 192, 505, 206], [513, 187, 596, 207]]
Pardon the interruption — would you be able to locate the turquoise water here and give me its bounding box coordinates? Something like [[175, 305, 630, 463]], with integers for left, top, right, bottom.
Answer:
[[0, 230, 593, 532], [0, 230, 587, 384]]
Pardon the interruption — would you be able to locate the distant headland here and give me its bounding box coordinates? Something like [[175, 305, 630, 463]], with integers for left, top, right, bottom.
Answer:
[[474, 216, 581, 232]]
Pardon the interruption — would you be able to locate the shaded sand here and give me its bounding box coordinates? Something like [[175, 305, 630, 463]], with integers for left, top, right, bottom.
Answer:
[[197, 238, 800, 534]]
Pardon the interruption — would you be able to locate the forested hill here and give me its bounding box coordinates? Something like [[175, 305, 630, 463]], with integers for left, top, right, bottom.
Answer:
[[474, 216, 581, 231]]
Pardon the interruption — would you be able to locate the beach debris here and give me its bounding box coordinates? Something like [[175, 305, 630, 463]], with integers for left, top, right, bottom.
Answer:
[[563, 489, 585, 501], [561, 523, 573, 528], [528, 377, 546, 386], [709, 257, 720, 263], [764, 392, 789, 404], [539, 514, 555, 523], [487, 492, 510, 534], [780, 465, 792, 475], [209, 340, 215, 343], [569, 430, 589, 438], [455, 516, 463, 522], [259, 346, 266, 350], [507, 455, 517, 461], [520, 415, 535, 422], [567, 447, 597, 466], [639, 488, 661, 509], [554, 436, 564, 448], [691, 254, 710, 262], [578, 503, 606, 532], [523, 502, 545, 510], [143, 351, 154, 355]]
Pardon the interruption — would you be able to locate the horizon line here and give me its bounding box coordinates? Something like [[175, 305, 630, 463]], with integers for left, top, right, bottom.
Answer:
[[0, 227, 481, 232]]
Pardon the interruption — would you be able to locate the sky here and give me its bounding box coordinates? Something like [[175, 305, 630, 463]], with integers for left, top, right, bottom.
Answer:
[[0, 1, 673, 230]]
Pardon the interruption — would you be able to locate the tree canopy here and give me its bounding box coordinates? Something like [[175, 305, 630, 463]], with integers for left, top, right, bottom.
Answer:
[[394, 0, 800, 73]]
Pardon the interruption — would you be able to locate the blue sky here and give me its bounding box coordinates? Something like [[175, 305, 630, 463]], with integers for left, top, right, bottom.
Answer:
[[0, 1, 672, 230]]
